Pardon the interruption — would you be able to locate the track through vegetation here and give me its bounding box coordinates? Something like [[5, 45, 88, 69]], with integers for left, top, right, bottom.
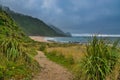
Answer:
[[33, 51, 73, 80]]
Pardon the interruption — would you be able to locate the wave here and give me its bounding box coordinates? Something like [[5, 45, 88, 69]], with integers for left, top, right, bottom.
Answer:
[[72, 34, 120, 37]]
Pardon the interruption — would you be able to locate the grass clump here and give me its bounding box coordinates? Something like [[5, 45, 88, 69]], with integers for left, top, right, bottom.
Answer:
[[39, 44, 46, 51], [74, 37, 120, 80], [0, 37, 40, 80], [0, 9, 40, 79], [45, 50, 74, 69]]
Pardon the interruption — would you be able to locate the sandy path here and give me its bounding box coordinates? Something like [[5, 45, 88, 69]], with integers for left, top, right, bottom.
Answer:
[[33, 51, 73, 80]]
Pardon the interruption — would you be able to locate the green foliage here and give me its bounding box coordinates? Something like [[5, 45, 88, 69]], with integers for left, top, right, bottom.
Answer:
[[0, 9, 40, 79], [39, 44, 46, 51], [46, 42, 78, 48], [74, 37, 120, 80], [0, 38, 34, 63], [45, 50, 74, 69], [0, 53, 39, 80], [0, 38, 21, 60]]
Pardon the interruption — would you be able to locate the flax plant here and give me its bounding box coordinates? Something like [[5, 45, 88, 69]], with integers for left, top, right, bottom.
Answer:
[[75, 37, 120, 80]]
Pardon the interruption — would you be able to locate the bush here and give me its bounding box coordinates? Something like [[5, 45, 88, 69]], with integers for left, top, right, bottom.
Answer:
[[39, 44, 46, 51], [0, 38, 40, 79], [74, 37, 120, 80]]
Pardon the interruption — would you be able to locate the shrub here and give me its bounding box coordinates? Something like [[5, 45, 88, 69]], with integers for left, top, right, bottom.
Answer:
[[0, 38, 25, 61], [74, 37, 120, 80], [0, 38, 40, 79], [39, 44, 46, 51]]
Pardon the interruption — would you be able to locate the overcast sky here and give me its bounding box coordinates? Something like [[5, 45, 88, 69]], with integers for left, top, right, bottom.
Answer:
[[0, 0, 120, 34]]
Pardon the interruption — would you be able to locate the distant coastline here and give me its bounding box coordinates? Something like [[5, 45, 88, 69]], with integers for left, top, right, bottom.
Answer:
[[30, 35, 120, 44]]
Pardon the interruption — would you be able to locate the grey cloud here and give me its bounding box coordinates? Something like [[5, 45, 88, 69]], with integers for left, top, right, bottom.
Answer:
[[0, 0, 120, 34]]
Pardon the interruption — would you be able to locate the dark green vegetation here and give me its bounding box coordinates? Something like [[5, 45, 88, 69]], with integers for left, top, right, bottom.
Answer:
[[1, 6, 70, 37], [74, 37, 120, 80], [0, 8, 40, 79]]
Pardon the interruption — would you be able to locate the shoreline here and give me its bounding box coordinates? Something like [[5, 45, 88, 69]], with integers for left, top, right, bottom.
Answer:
[[29, 36, 84, 44], [29, 36, 49, 42], [29, 36, 119, 44]]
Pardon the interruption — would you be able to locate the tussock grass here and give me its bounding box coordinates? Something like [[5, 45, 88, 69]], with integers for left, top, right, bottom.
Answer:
[[46, 45, 85, 62], [45, 37, 120, 80], [45, 50, 74, 69], [0, 9, 40, 79], [0, 38, 40, 79], [74, 37, 120, 80]]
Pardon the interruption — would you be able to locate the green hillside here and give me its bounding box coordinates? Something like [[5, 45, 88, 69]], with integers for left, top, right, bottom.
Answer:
[[0, 9, 29, 41], [49, 25, 71, 37], [2, 6, 70, 37], [0, 7, 40, 79]]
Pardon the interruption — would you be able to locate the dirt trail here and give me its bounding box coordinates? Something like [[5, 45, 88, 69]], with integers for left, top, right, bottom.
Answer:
[[33, 51, 73, 80]]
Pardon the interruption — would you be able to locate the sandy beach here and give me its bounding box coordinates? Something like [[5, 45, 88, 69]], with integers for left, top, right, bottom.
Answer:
[[29, 36, 48, 42]]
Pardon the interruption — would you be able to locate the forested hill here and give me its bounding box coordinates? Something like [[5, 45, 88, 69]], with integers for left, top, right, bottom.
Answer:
[[1, 6, 71, 37]]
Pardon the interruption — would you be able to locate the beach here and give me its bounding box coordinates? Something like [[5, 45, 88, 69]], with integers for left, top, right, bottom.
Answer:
[[29, 36, 48, 42]]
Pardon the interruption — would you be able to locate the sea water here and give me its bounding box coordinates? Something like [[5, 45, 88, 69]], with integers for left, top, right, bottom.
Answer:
[[45, 36, 120, 43]]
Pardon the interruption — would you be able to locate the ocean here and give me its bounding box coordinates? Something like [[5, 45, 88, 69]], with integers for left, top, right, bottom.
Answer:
[[45, 36, 120, 43]]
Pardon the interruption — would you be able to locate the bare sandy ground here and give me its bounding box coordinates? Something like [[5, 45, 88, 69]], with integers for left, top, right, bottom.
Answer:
[[33, 51, 73, 80], [29, 36, 48, 42]]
